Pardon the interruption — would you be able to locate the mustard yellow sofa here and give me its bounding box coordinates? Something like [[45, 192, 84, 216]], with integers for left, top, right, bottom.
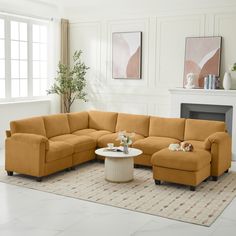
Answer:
[[5, 110, 231, 187]]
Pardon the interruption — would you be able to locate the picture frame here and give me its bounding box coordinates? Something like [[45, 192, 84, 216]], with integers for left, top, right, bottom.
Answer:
[[112, 31, 142, 79], [183, 36, 222, 88]]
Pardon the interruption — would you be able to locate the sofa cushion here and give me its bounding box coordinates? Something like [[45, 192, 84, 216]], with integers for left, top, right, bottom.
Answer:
[[132, 136, 180, 155], [98, 132, 144, 148], [67, 111, 89, 133], [115, 113, 150, 137], [89, 110, 118, 132], [184, 119, 225, 141], [43, 114, 70, 138], [46, 141, 73, 162], [185, 140, 205, 150], [50, 134, 96, 153], [73, 129, 111, 141], [86, 130, 111, 140], [10, 117, 46, 136], [73, 128, 97, 136], [149, 117, 185, 141], [151, 148, 211, 171]]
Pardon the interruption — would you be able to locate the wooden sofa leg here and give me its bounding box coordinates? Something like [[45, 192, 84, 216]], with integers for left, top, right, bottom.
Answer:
[[190, 186, 196, 191], [36, 177, 42, 182], [212, 176, 218, 181], [7, 171, 13, 176], [225, 169, 229, 173], [155, 180, 161, 185]]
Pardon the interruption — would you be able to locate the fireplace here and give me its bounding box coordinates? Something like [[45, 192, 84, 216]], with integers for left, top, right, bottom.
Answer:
[[181, 103, 233, 135]]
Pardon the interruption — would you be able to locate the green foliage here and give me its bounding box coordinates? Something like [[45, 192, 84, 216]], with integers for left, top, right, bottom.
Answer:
[[47, 50, 89, 113], [231, 63, 236, 72]]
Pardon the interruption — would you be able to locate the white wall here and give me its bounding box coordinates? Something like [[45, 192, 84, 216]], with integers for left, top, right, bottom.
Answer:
[[66, 0, 236, 117], [0, 0, 61, 148]]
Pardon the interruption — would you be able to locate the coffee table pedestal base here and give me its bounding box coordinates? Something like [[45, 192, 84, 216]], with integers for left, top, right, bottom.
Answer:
[[105, 157, 134, 183]]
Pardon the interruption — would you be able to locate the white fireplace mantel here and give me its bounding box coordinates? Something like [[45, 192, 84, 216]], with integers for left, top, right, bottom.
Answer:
[[169, 88, 236, 161]]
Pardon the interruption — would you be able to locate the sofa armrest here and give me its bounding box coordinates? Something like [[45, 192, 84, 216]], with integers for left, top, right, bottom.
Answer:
[[5, 133, 49, 177], [10, 133, 49, 150], [204, 132, 231, 176]]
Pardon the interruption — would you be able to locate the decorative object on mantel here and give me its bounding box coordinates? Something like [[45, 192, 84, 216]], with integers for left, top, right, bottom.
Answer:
[[184, 72, 198, 89], [229, 62, 236, 72], [112, 31, 142, 79], [223, 72, 232, 90], [203, 74, 220, 89], [183, 36, 222, 88]]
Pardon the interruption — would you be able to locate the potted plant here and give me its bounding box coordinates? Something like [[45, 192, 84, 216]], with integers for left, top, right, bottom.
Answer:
[[47, 50, 89, 113]]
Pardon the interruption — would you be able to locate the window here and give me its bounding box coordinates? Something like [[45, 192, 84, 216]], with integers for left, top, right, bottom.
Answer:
[[0, 14, 49, 101], [11, 21, 28, 97], [32, 24, 48, 96]]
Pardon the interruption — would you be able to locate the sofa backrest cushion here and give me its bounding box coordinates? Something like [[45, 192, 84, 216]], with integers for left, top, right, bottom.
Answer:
[[184, 119, 226, 141], [68, 112, 89, 133], [89, 110, 118, 132], [10, 117, 46, 136], [149, 117, 185, 141], [116, 113, 150, 137], [43, 114, 70, 138]]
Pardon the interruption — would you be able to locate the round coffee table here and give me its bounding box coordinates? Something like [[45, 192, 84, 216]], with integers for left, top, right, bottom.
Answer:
[[95, 147, 142, 183]]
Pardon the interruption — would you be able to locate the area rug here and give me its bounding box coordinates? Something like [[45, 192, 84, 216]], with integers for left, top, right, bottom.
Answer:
[[0, 162, 236, 226]]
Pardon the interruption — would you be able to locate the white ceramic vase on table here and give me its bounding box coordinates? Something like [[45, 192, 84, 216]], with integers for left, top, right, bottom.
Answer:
[[223, 72, 232, 90]]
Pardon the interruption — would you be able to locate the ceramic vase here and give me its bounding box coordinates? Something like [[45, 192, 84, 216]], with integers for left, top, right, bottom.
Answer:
[[223, 72, 232, 90], [123, 144, 129, 154]]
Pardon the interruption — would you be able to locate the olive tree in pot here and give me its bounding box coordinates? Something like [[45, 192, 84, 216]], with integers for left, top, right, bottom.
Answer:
[[47, 50, 89, 113]]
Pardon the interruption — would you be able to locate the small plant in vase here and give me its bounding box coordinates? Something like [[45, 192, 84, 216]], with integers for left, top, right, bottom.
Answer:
[[117, 131, 135, 154], [229, 63, 236, 72]]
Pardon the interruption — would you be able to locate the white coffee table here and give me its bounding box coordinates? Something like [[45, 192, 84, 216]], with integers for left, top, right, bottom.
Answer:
[[95, 147, 142, 183]]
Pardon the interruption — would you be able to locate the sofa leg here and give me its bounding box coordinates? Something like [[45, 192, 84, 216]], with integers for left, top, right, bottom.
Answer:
[[212, 176, 218, 181], [190, 186, 196, 191], [155, 180, 161, 185], [36, 177, 42, 182], [225, 169, 229, 173], [7, 171, 13, 176], [203, 177, 208, 182]]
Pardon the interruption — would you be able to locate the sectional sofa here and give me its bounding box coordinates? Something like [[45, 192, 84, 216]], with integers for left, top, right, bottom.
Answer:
[[5, 110, 231, 189]]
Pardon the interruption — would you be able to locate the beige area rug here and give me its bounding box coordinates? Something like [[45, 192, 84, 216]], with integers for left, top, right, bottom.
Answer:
[[0, 162, 236, 226]]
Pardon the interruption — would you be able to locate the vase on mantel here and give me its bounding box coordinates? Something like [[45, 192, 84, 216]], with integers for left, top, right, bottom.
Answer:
[[223, 72, 232, 90]]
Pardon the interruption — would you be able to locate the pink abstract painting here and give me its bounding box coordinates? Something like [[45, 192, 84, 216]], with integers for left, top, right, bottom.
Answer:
[[112, 32, 142, 79], [183, 37, 222, 88]]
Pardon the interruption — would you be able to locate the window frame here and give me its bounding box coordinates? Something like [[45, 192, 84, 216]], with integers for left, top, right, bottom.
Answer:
[[0, 14, 50, 103]]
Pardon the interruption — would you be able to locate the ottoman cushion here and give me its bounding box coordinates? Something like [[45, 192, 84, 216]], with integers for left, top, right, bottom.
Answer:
[[151, 148, 211, 172]]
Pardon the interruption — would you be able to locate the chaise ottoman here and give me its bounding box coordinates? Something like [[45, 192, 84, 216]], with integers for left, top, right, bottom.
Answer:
[[151, 148, 211, 191]]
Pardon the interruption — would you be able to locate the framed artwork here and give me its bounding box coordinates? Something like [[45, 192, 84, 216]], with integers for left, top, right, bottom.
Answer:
[[183, 36, 222, 88], [112, 31, 142, 79]]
